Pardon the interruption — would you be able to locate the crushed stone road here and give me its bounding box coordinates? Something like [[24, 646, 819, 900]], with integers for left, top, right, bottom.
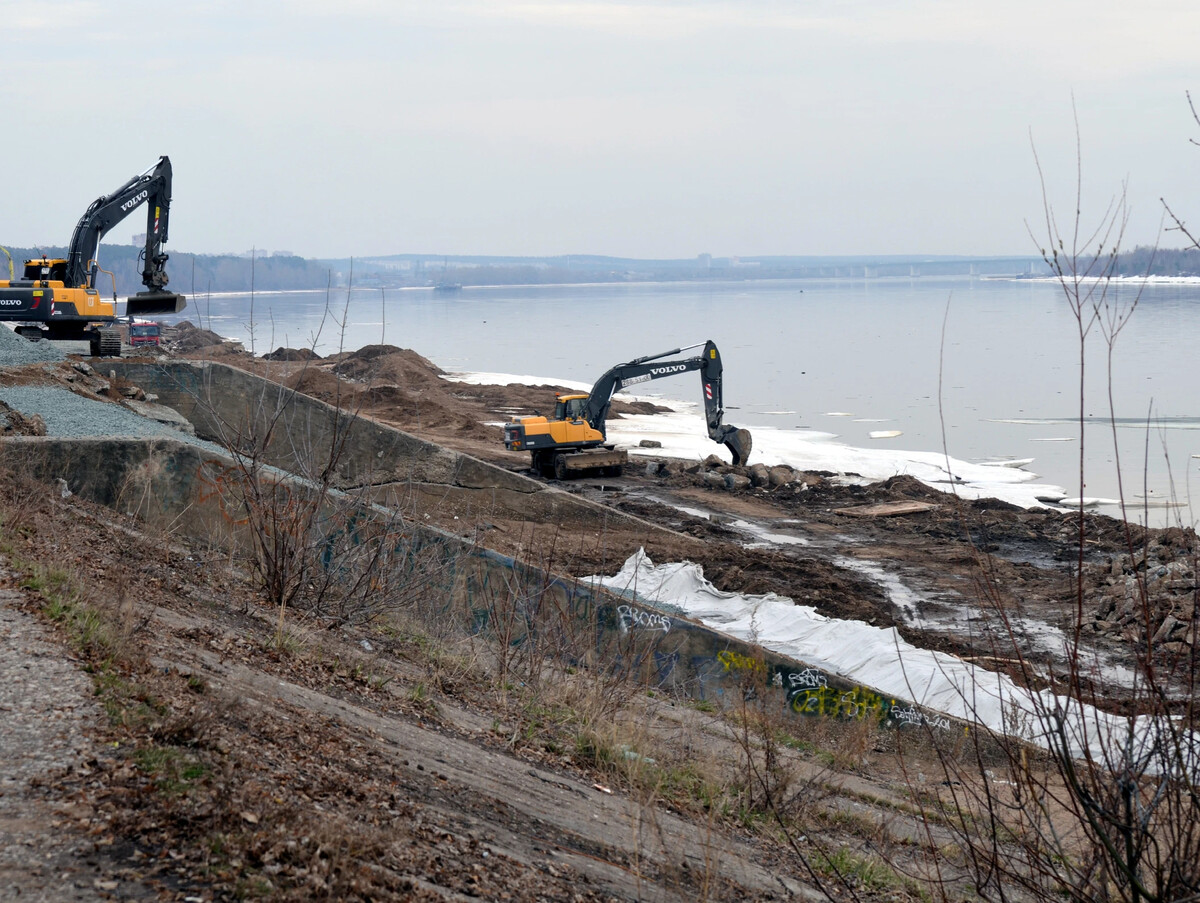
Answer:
[[0, 582, 153, 901]]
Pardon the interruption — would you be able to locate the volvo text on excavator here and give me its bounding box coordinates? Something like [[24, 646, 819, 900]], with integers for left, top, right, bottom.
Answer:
[[503, 340, 753, 479], [0, 156, 186, 356]]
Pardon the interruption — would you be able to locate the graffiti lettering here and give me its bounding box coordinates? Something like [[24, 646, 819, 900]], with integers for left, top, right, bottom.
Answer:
[[788, 683, 891, 721], [718, 649, 767, 677], [616, 604, 671, 634], [889, 705, 951, 731], [787, 668, 827, 690]]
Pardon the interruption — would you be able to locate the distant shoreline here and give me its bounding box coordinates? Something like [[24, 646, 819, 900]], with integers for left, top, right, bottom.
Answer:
[[127, 272, 1059, 302]]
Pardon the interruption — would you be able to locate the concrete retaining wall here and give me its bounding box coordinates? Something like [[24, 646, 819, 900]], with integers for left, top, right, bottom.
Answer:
[[3, 432, 966, 736], [106, 359, 680, 539]]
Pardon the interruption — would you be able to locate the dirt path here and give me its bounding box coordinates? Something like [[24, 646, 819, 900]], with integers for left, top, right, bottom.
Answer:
[[0, 582, 154, 902]]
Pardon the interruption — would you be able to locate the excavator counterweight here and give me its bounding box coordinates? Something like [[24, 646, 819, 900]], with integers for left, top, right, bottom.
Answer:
[[503, 340, 754, 478]]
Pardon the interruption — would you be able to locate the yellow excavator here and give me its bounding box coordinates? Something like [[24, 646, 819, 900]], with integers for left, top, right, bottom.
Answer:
[[0, 156, 186, 356], [503, 340, 753, 479]]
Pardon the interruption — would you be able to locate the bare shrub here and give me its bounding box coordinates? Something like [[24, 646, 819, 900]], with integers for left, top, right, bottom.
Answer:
[[895, 100, 1200, 903]]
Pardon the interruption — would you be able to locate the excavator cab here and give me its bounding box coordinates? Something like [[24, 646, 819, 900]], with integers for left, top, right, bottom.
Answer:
[[554, 394, 589, 421], [23, 258, 68, 282]]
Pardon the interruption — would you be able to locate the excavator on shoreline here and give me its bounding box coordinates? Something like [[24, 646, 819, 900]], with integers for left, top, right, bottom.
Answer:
[[503, 340, 753, 479], [0, 156, 186, 356]]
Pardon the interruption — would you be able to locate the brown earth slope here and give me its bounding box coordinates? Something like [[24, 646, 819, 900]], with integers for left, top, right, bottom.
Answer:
[[1, 329, 1195, 901]]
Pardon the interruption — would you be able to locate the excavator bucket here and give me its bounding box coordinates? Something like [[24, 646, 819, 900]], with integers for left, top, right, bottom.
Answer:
[[725, 428, 753, 466], [126, 291, 187, 317]]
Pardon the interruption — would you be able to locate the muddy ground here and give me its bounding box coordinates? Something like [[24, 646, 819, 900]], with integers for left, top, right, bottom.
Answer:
[[183, 329, 1200, 694]]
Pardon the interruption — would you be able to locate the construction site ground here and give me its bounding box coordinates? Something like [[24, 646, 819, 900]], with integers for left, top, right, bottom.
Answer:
[[0, 328, 1193, 901]]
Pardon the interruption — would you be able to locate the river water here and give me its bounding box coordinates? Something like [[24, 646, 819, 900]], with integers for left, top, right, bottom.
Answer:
[[182, 276, 1200, 526]]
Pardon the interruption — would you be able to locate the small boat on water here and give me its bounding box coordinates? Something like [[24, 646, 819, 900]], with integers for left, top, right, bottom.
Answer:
[[433, 282, 463, 293]]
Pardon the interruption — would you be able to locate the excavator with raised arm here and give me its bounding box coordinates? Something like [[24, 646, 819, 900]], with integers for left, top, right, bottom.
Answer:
[[503, 340, 753, 479], [0, 156, 186, 356]]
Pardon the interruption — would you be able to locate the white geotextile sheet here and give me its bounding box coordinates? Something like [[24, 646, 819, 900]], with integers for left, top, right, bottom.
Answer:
[[588, 550, 1177, 767]]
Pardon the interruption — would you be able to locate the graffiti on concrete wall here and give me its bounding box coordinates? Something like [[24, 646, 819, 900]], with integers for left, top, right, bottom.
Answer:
[[785, 668, 827, 691], [717, 648, 768, 678], [616, 604, 672, 634], [771, 663, 953, 730], [888, 704, 951, 731], [788, 682, 891, 721]]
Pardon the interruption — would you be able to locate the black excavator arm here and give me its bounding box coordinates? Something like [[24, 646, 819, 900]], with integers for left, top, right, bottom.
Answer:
[[65, 156, 185, 316], [582, 340, 753, 465]]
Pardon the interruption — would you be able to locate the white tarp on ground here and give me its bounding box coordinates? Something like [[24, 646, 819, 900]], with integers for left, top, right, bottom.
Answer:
[[587, 549, 1173, 765]]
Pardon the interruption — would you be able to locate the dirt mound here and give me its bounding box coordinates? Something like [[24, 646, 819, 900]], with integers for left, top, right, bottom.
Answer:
[[276, 350, 497, 442], [170, 321, 227, 352], [263, 346, 322, 362], [327, 345, 446, 384]]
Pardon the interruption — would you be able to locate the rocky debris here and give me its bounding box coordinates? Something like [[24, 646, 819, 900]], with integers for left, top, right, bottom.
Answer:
[[0, 403, 46, 436], [1087, 528, 1200, 653], [769, 465, 797, 488], [638, 439, 662, 448], [673, 455, 826, 498], [118, 384, 146, 401], [724, 473, 751, 491], [123, 399, 197, 435]]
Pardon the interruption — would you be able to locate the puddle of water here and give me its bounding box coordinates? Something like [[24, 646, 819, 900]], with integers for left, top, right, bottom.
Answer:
[[648, 496, 810, 547], [834, 556, 926, 617]]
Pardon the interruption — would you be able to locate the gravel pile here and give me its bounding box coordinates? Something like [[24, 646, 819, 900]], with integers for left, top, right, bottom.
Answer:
[[0, 325, 66, 364], [0, 387, 186, 439], [0, 386, 228, 465]]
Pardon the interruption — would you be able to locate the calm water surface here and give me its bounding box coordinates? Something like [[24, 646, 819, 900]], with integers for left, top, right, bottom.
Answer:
[[187, 277, 1200, 525]]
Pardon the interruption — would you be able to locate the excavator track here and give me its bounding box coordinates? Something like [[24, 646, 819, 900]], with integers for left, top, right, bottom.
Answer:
[[89, 328, 122, 358]]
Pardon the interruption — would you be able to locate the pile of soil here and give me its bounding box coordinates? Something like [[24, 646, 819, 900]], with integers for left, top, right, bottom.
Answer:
[[167, 320, 228, 353]]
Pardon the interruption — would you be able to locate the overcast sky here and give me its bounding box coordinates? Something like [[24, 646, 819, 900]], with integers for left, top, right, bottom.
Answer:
[[2, 0, 1196, 259]]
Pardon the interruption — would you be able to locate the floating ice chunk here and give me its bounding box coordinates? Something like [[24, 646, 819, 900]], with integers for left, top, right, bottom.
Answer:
[[1058, 497, 1120, 509], [978, 458, 1035, 468]]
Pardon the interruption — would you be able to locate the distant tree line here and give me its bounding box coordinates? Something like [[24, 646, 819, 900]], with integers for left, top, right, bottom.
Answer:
[[1116, 244, 1200, 276], [0, 244, 333, 295]]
